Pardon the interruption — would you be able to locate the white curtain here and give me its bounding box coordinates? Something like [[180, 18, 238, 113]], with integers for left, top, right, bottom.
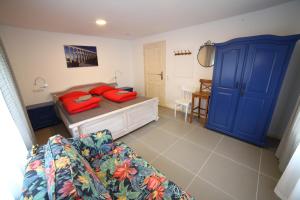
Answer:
[[275, 95, 300, 199], [0, 91, 28, 199], [275, 144, 300, 200], [0, 40, 35, 149], [0, 41, 35, 198]]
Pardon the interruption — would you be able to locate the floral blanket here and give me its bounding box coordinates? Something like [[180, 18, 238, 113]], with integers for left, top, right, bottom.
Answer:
[[20, 130, 194, 200]]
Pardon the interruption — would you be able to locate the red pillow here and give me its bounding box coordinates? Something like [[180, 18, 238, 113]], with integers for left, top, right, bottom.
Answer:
[[63, 97, 101, 114], [59, 91, 89, 102], [89, 85, 115, 95], [103, 89, 137, 103], [65, 103, 99, 114]]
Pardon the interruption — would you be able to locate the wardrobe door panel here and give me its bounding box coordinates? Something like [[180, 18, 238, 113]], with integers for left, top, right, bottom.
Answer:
[[243, 46, 288, 95], [208, 89, 239, 132], [233, 96, 270, 140], [233, 43, 289, 143], [207, 45, 246, 132], [218, 49, 242, 88], [216, 46, 246, 89]]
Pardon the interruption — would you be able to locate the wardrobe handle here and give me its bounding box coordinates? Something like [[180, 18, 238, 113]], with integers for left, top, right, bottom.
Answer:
[[240, 83, 246, 96]]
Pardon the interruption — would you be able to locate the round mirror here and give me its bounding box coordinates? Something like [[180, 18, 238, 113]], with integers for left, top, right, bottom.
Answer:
[[197, 41, 215, 67]]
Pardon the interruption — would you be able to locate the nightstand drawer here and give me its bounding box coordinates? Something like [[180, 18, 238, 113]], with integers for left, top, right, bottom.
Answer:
[[26, 102, 60, 130]]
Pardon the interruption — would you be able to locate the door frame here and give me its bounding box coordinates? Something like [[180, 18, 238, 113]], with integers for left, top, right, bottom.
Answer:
[[143, 40, 166, 106]]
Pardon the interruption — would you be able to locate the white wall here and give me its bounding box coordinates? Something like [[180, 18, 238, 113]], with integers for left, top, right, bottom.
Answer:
[[0, 1, 299, 139], [132, 1, 300, 138], [0, 26, 133, 106]]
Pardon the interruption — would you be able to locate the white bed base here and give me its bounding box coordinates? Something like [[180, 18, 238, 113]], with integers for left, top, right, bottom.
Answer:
[[58, 98, 159, 139]]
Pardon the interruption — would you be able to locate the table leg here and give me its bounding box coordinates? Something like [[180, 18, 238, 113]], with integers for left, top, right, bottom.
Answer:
[[205, 96, 211, 123], [189, 95, 195, 123], [198, 97, 201, 119]]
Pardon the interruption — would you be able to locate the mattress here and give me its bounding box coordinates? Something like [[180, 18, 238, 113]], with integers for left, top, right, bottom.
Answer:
[[56, 96, 151, 124]]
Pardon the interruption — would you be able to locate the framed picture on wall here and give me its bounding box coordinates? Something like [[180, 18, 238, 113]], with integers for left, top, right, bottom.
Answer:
[[64, 45, 98, 68]]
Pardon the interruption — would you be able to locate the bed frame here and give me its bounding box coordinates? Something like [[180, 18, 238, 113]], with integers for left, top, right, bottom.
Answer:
[[52, 82, 159, 139]]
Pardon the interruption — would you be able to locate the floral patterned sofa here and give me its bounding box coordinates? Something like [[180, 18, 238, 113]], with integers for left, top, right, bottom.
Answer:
[[21, 129, 194, 200]]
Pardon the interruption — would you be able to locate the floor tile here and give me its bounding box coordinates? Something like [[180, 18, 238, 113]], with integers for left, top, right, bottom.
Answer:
[[199, 153, 258, 200], [35, 123, 71, 145], [163, 139, 210, 173], [138, 127, 178, 153], [150, 115, 169, 127], [187, 177, 234, 200], [158, 106, 174, 118], [215, 136, 261, 170], [117, 134, 135, 144], [174, 110, 190, 122], [151, 156, 195, 189], [160, 120, 194, 138], [125, 141, 159, 163], [260, 149, 282, 179], [128, 123, 155, 139], [160, 106, 194, 123], [184, 127, 222, 150], [35, 128, 54, 145], [257, 174, 280, 200], [173, 106, 204, 124]]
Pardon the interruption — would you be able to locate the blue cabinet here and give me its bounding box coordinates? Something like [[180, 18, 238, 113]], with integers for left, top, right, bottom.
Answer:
[[26, 102, 60, 131], [206, 35, 300, 146]]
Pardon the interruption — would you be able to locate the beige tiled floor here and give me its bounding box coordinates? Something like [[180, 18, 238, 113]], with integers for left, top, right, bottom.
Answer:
[[35, 106, 281, 200], [35, 123, 71, 145], [118, 106, 282, 200]]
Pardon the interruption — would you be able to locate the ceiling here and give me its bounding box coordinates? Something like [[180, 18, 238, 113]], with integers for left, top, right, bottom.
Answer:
[[0, 0, 292, 39]]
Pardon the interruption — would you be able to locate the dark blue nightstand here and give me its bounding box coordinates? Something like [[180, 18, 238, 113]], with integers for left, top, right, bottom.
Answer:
[[118, 87, 133, 92], [26, 102, 60, 131]]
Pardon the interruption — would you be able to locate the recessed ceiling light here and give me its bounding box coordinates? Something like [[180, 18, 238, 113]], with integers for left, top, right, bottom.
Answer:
[[96, 19, 107, 26]]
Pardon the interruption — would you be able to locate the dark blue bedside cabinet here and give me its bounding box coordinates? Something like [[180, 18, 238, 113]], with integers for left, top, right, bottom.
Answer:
[[26, 102, 60, 131], [119, 87, 133, 92]]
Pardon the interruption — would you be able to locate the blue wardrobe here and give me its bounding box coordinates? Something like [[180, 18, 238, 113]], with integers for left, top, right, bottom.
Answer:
[[206, 34, 300, 146]]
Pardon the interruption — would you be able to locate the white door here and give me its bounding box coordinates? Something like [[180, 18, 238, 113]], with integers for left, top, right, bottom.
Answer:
[[144, 41, 166, 106]]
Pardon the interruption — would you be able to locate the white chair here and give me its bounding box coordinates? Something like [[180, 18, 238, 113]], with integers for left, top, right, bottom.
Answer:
[[174, 86, 193, 122]]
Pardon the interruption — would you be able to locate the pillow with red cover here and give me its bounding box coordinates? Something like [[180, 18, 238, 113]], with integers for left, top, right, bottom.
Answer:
[[89, 85, 115, 96], [62, 97, 101, 114], [59, 91, 89, 102], [103, 89, 137, 103]]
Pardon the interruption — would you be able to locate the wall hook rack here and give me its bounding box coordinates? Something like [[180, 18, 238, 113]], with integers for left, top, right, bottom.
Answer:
[[173, 50, 192, 56]]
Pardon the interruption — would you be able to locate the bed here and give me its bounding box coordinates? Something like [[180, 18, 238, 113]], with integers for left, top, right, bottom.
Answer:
[[52, 82, 159, 139]]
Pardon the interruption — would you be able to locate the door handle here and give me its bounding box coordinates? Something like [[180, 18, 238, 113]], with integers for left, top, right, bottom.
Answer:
[[240, 83, 246, 96], [151, 72, 163, 80], [235, 82, 239, 89]]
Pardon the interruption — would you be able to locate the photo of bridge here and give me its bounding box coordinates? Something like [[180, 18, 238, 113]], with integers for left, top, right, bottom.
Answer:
[[64, 45, 98, 67]]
